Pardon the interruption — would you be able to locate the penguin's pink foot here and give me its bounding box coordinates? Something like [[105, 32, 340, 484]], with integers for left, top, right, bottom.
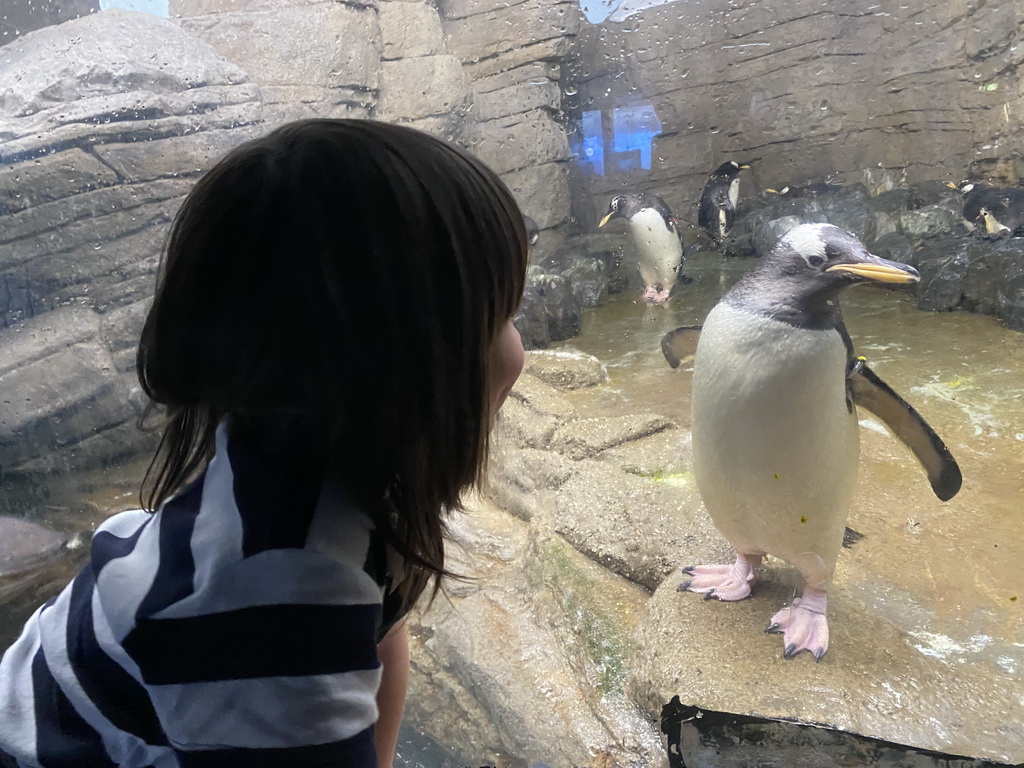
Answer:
[[677, 554, 761, 601], [641, 285, 672, 305], [765, 586, 829, 661]]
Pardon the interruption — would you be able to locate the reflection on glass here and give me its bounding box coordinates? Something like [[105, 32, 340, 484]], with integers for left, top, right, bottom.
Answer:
[[99, 0, 169, 16], [611, 104, 660, 171], [1, 0, 1022, 765]]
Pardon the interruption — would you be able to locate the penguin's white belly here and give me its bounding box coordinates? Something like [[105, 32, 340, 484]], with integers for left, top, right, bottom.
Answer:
[[691, 302, 860, 586], [627, 209, 681, 291]]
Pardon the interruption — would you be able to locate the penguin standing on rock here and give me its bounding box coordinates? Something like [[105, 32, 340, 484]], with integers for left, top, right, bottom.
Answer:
[[599, 193, 683, 305], [698, 161, 749, 243], [661, 223, 961, 661]]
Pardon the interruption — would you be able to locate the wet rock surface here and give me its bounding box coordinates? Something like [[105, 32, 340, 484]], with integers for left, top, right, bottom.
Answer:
[[0, 0, 580, 472], [405, 316, 1022, 766], [0, 517, 68, 577]]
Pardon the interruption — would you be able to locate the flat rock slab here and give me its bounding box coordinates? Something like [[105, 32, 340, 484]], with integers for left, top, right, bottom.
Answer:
[[628, 569, 1023, 765], [0, 517, 68, 577]]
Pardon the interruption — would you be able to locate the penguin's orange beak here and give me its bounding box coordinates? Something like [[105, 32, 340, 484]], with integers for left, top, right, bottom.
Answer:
[[598, 212, 614, 228], [825, 259, 920, 284]]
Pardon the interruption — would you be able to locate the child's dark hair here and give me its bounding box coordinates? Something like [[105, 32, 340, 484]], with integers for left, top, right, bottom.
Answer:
[[137, 118, 528, 607]]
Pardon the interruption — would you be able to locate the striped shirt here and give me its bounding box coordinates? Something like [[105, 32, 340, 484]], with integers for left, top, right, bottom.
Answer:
[[0, 422, 403, 767]]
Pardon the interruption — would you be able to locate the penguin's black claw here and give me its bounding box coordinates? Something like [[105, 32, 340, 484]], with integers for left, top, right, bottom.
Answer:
[[764, 623, 782, 635], [681, 565, 696, 574], [702, 589, 717, 601], [783, 643, 799, 659], [677, 580, 692, 592], [813, 648, 826, 662]]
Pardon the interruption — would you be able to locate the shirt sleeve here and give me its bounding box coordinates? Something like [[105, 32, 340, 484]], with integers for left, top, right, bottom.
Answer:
[[119, 549, 385, 767]]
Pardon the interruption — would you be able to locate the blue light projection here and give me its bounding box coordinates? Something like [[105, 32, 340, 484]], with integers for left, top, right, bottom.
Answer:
[[574, 109, 606, 176], [612, 104, 661, 171], [570, 104, 661, 176]]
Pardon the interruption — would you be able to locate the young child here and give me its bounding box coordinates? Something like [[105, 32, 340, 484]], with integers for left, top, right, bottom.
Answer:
[[0, 118, 529, 768]]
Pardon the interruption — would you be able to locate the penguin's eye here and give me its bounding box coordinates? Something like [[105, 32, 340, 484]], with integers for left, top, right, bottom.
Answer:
[[808, 255, 824, 267]]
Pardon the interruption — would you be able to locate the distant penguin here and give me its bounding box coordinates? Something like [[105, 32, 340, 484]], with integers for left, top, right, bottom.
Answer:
[[661, 223, 961, 661], [946, 181, 1024, 235], [947, 181, 994, 231], [975, 192, 1024, 238], [599, 193, 683, 305], [698, 161, 749, 243], [976, 207, 1012, 238]]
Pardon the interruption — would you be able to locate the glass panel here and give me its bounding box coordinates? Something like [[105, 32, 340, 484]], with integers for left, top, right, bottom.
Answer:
[[0, 1, 1020, 766]]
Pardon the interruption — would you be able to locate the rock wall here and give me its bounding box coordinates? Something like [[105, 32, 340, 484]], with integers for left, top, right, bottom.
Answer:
[[0, 10, 265, 474], [169, 0, 578, 231], [574, 0, 1024, 224], [0, 0, 581, 473], [0, 0, 98, 46]]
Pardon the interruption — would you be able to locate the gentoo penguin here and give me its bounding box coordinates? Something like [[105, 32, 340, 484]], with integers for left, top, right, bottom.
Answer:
[[947, 180, 994, 231], [599, 193, 683, 305], [975, 194, 1024, 238], [698, 161, 749, 243], [946, 181, 1024, 234], [977, 207, 1012, 238], [661, 223, 961, 661]]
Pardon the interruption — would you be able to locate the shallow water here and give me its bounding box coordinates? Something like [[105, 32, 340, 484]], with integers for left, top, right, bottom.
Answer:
[[556, 250, 1024, 679]]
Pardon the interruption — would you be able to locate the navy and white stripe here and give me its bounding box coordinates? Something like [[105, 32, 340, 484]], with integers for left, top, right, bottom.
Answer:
[[0, 423, 398, 767]]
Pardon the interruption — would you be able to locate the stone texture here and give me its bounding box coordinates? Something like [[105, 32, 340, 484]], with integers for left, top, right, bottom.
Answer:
[[522, 348, 607, 390], [404, 499, 666, 768], [630, 573, 1023, 764], [552, 458, 707, 592], [376, 55, 470, 121], [550, 413, 673, 460], [472, 80, 561, 122], [0, 517, 68, 577], [0, 178, 192, 245], [377, 2, 444, 60], [913, 234, 1024, 331], [93, 126, 265, 181], [575, 0, 1024, 228], [0, 10, 262, 163], [473, 61, 560, 94], [443, 0, 577, 63], [171, 0, 330, 14], [178, 5, 380, 91], [0, 0, 98, 46], [0, 306, 101, 377], [0, 9, 247, 120], [500, 161, 573, 230], [466, 110, 571, 175], [0, 339, 126, 471], [0, 150, 119, 214]]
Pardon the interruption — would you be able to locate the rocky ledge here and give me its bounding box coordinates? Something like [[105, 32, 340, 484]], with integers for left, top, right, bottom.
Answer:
[[400, 348, 1022, 767]]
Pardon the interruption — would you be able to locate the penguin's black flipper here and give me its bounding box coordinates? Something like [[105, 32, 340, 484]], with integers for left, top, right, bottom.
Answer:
[[848, 363, 962, 501], [660, 325, 702, 369]]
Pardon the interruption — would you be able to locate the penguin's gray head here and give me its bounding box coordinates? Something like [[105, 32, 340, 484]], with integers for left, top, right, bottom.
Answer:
[[711, 161, 750, 180], [775, 223, 919, 285], [599, 195, 629, 228], [727, 223, 919, 328], [599, 193, 673, 228]]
